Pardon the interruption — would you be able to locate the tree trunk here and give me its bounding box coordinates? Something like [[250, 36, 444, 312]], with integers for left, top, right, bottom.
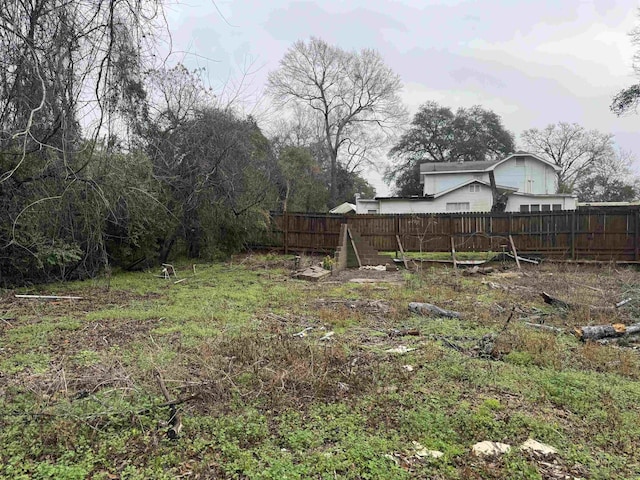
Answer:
[[574, 323, 640, 341], [329, 150, 338, 205]]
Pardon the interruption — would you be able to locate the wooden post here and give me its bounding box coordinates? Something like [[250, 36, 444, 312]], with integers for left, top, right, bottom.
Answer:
[[508, 234, 521, 270], [397, 235, 409, 269], [570, 210, 576, 260], [395, 215, 400, 257], [634, 209, 639, 261], [451, 236, 457, 269], [347, 227, 362, 267], [284, 211, 289, 255]]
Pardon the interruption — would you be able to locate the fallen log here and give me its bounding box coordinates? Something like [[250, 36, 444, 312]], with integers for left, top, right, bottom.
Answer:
[[463, 266, 495, 276], [409, 302, 460, 319], [541, 292, 571, 309], [574, 322, 640, 341]]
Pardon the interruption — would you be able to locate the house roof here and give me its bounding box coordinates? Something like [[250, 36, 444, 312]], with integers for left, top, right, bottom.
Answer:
[[329, 202, 356, 214], [420, 160, 497, 173], [420, 152, 560, 175], [432, 179, 516, 198]]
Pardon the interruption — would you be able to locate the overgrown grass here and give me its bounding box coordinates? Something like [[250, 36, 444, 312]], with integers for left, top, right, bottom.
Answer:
[[1, 257, 640, 478]]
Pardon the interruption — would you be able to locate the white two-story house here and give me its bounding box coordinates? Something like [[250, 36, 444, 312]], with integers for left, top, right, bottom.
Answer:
[[356, 152, 577, 214]]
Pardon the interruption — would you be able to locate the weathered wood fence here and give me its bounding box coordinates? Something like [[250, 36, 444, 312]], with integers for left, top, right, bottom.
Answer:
[[268, 208, 640, 261]]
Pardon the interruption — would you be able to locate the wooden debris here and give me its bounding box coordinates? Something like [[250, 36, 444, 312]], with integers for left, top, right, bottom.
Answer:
[[596, 336, 640, 345], [385, 345, 416, 354], [616, 298, 632, 308], [293, 327, 313, 338], [389, 328, 420, 337], [523, 322, 565, 334], [508, 234, 521, 270], [541, 292, 571, 309], [462, 266, 495, 276], [408, 302, 460, 319], [162, 263, 178, 279], [15, 294, 83, 300], [292, 265, 331, 282], [319, 331, 335, 341], [396, 235, 409, 270], [154, 370, 182, 440], [450, 237, 457, 269], [574, 322, 640, 341]]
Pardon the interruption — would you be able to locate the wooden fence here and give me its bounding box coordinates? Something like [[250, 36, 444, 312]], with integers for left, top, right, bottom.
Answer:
[[267, 208, 640, 261]]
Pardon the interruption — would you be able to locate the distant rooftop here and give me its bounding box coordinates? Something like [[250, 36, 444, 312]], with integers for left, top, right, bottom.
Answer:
[[420, 160, 498, 173], [419, 151, 544, 174]]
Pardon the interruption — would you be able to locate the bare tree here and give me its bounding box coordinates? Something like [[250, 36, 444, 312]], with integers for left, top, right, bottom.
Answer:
[[267, 37, 407, 203], [612, 18, 640, 115], [520, 122, 614, 192]]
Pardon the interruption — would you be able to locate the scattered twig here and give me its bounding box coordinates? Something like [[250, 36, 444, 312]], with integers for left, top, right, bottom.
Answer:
[[616, 298, 632, 308], [154, 370, 182, 440], [15, 294, 82, 300], [293, 327, 313, 337], [408, 302, 460, 319], [319, 331, 335, 341], [499, 307, 516, 334], [523, 322, 565, 334]]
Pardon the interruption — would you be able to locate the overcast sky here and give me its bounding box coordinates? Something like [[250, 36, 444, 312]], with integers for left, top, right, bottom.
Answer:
[[165, 0, 640, 195]]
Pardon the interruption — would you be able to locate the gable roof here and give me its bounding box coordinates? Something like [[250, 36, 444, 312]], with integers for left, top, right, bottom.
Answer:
[[420, 152, 560, 175], [420, 160, 497, 174], [432, 179, 517, 198], [329, 202, 356, 214]]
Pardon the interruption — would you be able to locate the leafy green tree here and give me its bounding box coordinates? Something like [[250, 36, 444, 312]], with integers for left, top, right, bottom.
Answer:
[[148, 107, 279, 261], [278, 147, 328, 213], [386, 101, 514, 195]]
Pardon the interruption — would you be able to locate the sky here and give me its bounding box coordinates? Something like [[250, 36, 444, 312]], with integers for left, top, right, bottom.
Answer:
[[164, 0, 640, 196]]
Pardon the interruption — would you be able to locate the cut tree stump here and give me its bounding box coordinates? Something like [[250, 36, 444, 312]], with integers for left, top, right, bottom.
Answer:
[[574, 322, 640, 341], [293, 266, 331, 282]]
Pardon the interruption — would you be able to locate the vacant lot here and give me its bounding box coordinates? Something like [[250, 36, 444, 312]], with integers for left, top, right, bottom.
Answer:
[[1, 255, 640, 479]]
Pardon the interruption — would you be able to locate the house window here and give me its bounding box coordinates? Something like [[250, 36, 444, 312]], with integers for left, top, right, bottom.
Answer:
[[541, 204, 551, 212], [520, 205, 529, 213], [530, 204, 540, 212], [515, 157, 525, 166], [552, 204, 562, 211], [469, 184, 480, 193], [367, 209, 378, 214], [446, 202, 470, 212]]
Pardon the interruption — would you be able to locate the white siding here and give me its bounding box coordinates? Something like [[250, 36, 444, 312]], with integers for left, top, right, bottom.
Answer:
[[423, 172, 478, 195], [355, 199, 380, 214], [506, 194, 577, 212], [493, 155, 557, 194], [372, 185, 493, 214]]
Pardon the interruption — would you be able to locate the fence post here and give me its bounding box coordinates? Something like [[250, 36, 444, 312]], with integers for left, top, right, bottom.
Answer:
[[635, 208, 639, 261], [570, 210, 576, 260], [284, 211, 289, 255]]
